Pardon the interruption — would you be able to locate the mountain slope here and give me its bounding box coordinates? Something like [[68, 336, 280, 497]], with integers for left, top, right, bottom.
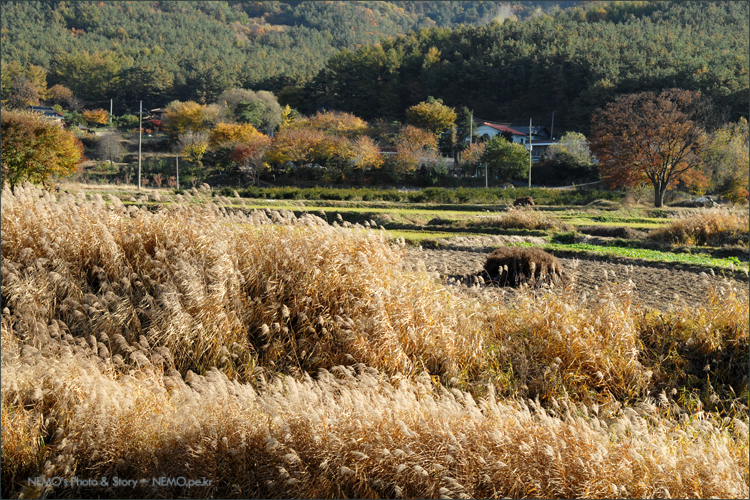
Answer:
[[0, 1, 579, 111]]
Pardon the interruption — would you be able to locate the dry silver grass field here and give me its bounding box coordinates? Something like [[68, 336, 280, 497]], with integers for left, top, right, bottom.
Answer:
[[648, 208, 750, 247], [2, 184, 748, 499], [463, 205, 575, 232]]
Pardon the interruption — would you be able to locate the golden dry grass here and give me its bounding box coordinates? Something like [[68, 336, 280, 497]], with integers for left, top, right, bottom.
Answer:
[[2, 183, 748, 498], [647, 209, 749, 247], [466, 206, 574, 232], [0, 185, 486, 384], [2, 344, 748, 499]]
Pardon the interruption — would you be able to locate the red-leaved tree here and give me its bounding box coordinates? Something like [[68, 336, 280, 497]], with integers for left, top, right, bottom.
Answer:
[[230, 135, 272, 184], [590, 88, 714, 207]]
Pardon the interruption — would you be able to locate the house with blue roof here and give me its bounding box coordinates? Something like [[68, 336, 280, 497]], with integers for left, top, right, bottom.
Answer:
[[27, 106, 65, 124]]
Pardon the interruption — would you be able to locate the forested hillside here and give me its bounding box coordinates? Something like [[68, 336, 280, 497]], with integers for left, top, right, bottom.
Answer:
[[0, 1, 576, 112], [1, 1, 747, 132], [300, 1, 749, 132]]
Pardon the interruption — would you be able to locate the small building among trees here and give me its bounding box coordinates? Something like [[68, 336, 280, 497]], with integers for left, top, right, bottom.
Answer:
[[149, 108, 168, 121], [473, 120, 558, 161], [27, 105, 64, 124]]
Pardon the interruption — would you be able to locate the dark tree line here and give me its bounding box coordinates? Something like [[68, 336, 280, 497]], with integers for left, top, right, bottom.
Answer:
[[299, 1, 748, 132], [1, 1, 747, 132], [0, 1, 574, 113]]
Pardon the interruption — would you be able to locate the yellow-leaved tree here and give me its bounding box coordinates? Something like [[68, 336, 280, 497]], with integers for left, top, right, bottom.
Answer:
[[701, 117, 749, 204], [302, 110, 368, 137], [165, 100, 209, 138], [350, 135, 383, 183], [280, 105, 299, 127], [83, 108, 110, 126], [405, 97, 457, 136], [1, 61, 49, 108], [1, 110, 84, 189], [177, 132, 209, 164], [264, 128, 328, 168], [208, 122, 265, 149]]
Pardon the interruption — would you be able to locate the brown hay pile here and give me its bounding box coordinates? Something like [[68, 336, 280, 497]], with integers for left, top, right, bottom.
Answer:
[[513, 196, 534, 206], [483, 246, 565, 287]]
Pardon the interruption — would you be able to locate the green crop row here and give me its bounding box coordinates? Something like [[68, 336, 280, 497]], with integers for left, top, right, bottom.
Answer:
[[511, 241, 749, 271], [224, 186, 624, 206]]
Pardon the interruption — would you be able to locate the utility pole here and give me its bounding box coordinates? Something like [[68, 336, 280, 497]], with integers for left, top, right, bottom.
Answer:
[[470, 110, 473, 145], [138, 101, 142, 190], [528, 118, 532, 188], [109, 99, 113, 126], [550, 110, 555, 140], [176, 155, 179, 190]]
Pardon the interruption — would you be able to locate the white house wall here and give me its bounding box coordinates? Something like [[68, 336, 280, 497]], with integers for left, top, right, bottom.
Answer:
[[474, 125, 526, 144]]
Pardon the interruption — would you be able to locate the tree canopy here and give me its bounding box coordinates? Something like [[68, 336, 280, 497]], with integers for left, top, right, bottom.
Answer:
[[216, 88, 282, 133], [590, 88, 713, 207], [545, 132, 592, 166], [479, 135, 528, 184], [83, 108, 110, 126], [209, 122, 266, 150], [2, 1, 566, 112], [97, 132, 125, 166], [1, 110, 84, 189], [2, 1, 745, 129], [1, 60, 49, 108], [302, 2, 748, 130], [405, 97, 457, 136], [165, 101, 212, 137], [701, 117, 749, 203]]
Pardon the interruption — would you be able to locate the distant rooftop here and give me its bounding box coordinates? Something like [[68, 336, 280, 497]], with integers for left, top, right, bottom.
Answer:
[[28, 106, 64, 120]]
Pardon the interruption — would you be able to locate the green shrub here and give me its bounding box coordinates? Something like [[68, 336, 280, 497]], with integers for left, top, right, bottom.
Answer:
[[232, 186, 624, 205], [114, 114, 139, 129]]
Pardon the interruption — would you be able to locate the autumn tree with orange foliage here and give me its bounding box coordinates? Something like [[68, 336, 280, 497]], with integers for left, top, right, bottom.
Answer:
[[208, 122, 271, 179], [265, 127, 328, 168], [460, 142, 485, 174], [208, 122, 265, 149], [1, 110, 84, 189], [590, 88, 714, 207], [391, 125, 438, 174], [287, 110, 368, 138], [229, 135, 272, 183], [83, 108, 110, 126], [350, 135, 383, 183]]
